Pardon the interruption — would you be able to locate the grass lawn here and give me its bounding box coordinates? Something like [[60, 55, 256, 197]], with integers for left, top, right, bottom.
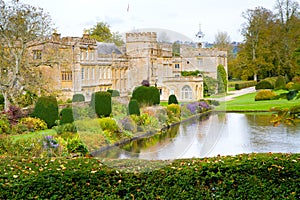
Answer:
[[11, 129, 57, 141], [216, 91, 300, 111]]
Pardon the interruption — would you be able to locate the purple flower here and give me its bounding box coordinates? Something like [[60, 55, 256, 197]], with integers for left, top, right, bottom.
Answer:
[[43, 135, 59, 149]]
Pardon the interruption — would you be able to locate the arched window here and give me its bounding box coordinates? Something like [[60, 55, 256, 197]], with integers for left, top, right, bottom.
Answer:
[[181, 85, 193, 100]]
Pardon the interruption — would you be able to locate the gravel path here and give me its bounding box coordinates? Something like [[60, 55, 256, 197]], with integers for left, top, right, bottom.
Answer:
[[212, 87, 256, 102]]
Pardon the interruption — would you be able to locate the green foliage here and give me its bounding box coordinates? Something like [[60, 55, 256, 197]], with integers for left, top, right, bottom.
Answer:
[[287, 90, 298, 101], [18, 91, 37, 108], [31, 96, 59, 128], [54, 123, 77, 135], [132, 86, 160, 107], [217, 65, 227, 93], [235, 81, 257, 90], [167, 104, 181, 123], [16, 117, 47, 134], [172, 42, 180, 56], [0, 114, 11, 134], [98, 117, 120, 133], [181, 70, 201, 77], [168, 94, 178, 105], [72, 94, 85, 102], [203, 76, 218, 96], [1, 153, 299, 199], [255, 90, 277, 101], [66, 137, 89, 156], [286, 82, 295, 90], [107, 89, 120, 97], [128, 99, 140, 116], [275, 75, 286, 90], [94, 92, 112, 117], [60, 107, 74, 125], [255, 80, 274, 90], [0, 94, 4, 106]]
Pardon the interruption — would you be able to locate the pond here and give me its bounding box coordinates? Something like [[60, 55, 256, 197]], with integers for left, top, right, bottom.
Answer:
[[95, 112, 300, 160]]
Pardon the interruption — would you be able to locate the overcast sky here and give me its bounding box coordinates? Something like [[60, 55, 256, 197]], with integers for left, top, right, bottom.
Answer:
[[22, 0, 276, 43]]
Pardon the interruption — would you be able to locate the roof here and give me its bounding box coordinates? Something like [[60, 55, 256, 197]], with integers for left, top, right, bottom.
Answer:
[[97, 42, 122, 55]]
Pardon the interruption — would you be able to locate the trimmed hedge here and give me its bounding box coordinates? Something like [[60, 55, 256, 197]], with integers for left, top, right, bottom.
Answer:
[[31, 96, 58, 128], [275, 75, 286, 90], [217, 64, 227, 93], [128, 99, 140, 116], [255, 80, 274, 90], [132, 86, 160, 107], [235, 81, 257, 90], [107, 89, 120, 97], [255, 90, 277, 101], [168, 94, 178, 105], [0, 153, 299, 199], [60, 107, 74, 125], [72, 94, 85, 102], [94, 91, 112, 117]]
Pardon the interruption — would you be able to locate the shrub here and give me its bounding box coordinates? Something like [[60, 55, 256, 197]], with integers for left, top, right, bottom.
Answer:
[[0, 94, 4, 106], [141, 80, 150, 87], [16, 117, 47, 133], [132, 86, 160, 107], [203, 76, 217, 97], [107, 89, 120, 97], [32, 96, 59, 128], [286, 82, 294, 90], [60, 107, 74, 125], [94, 92, 112, 117], [0, 114, 11, 134], [255, 80, 274, 90], [167, 104, 181, 119], [255, 90, 277, 101], [54, 123, 77, 135], [168, 94, 178, 105], [118, 116, 137, 132], [287, 90, 297, 101], [217, 64, 227, 93], [128, 99, 140, 116], [5, 105, 23, 125], [292, 76, 300, 84], [98, 117, 120, 133], [274, 75, 286, 90], [235, 81, 257, 90], [290, 83, 300, 91], [72, 94, 85, 102], [66, 137, 89, 155]]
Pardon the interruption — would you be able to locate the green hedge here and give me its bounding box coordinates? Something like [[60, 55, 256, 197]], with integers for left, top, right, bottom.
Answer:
[[168, 94, 178, 105], [60, 107, 74, 125], [0, 153, 299, 199], [217, 64, 227, 93], [235, 81, 257, 90], [72, 94, 85, 102], [255, 80, 274, 90], [128, 99, 140, 116], [107, 89, 120, 97], [132, 86, 160, 107], [94, 91, 112, 117], [255, 90, 277, 101], [275, 75, 286, 90], [31, 96, 58, 128]]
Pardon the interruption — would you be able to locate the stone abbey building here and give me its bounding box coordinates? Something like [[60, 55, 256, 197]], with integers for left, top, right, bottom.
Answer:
[[28, 32, 227, 102]]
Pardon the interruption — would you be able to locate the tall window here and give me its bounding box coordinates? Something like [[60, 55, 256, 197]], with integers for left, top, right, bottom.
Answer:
[[87, 68, 90, 80], [92, 68, 95, 80], [81, 68, 84, 80], [181, 85, 192, 100], [198, 58, 204, 66], [174, 63, 180, 69], [33, 50, 42, 60], [61, 71, 72, 81]]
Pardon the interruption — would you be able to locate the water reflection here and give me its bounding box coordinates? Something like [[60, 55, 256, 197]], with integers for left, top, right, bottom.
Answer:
[[95, 113, 300, 160]]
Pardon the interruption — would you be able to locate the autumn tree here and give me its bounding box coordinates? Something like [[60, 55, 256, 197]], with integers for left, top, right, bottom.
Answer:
[[88, 22, 124, 46], [0, 0, 53, 111]]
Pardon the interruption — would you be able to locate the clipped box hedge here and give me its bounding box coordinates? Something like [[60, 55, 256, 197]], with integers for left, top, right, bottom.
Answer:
[[0, 153, 299, 199], [235, 81, 257, 90]]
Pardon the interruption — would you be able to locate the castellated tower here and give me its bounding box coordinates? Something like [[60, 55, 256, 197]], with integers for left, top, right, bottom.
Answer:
[[125, 32, 158, 91]]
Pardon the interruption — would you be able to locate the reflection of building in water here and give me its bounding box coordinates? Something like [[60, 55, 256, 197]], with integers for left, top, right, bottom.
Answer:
[[29, 31, 227, 102]]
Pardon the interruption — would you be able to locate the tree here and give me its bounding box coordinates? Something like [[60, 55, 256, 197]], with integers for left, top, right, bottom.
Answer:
[[88, 22, 124, 46], [0, 0, 53, 111]]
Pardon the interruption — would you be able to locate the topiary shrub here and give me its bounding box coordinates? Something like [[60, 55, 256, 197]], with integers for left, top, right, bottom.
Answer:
[[275, 75, 286, 90], [168, 94, 178, 105], [235, 81, 257, 90], [72, 94, 85, 102], [132, 86, 160, 107], [286, 82, 294, 90], [287, 90, 297, 100], [94, 92, 112, 117], [255, 90, 277, 101], [107, 89, 120, 97], [255, 80, 274, 90], [128, 99, 140, 116], [217, 64, 227, 94], [31, 96, 58, 128], [60, 107, 74, 125]]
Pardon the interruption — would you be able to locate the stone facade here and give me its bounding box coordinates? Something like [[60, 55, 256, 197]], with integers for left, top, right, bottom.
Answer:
[[28, 32, 227, 102]]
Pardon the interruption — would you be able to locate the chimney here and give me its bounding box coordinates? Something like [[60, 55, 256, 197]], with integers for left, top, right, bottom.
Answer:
[[52, 31, 61, 42]]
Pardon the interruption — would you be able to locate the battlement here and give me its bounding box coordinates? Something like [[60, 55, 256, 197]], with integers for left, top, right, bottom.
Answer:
[[126, 32, 157, 43]]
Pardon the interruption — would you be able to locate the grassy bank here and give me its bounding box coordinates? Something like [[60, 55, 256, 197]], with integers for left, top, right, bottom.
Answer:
[[0, 153, 299, 199], [216, 91, 300, 111]]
